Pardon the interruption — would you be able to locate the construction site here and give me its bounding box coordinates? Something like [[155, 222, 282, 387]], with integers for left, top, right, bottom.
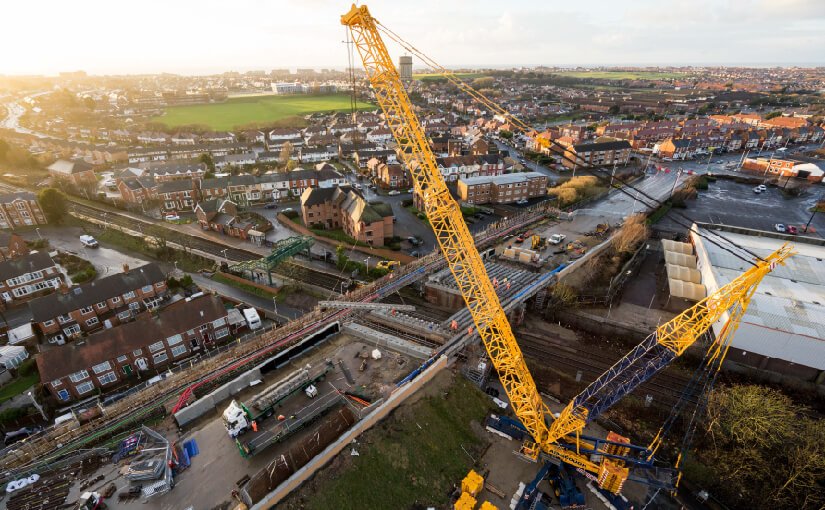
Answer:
[[3, 5, 824, 510]]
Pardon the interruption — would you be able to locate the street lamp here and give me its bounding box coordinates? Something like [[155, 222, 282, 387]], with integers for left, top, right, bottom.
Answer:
[[28, 391, 48, 421], [221, 249, 229, 265], [35, 228, 42, 240], [364, 257, 371, 272]]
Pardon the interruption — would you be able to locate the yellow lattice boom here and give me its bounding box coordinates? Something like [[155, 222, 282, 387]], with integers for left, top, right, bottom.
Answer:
[[342, 2, 794, 489]]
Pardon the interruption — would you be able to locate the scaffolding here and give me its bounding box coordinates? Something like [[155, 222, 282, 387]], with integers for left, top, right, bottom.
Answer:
[[229, 236, 314, 285]]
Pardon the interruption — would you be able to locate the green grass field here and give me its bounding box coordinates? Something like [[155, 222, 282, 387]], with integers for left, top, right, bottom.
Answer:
[[152, 94, 374, 131], [555, 70, 686, 80], [294, 376, 492, 510], [0, 373, 39, 404]]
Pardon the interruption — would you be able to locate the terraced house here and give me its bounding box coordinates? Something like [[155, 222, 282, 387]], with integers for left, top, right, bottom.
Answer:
[[37, 295, 231, 402], [0, 192, 47, 229], [28, 263, 168, 344], [0, 252, 63, 307]]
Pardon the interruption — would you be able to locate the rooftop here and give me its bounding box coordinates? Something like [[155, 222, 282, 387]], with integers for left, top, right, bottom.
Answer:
[[459, 171, 546, 186], [691, 226, 825, 369]]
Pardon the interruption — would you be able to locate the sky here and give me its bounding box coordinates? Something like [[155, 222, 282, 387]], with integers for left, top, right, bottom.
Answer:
[[2, 0, 825, 76]]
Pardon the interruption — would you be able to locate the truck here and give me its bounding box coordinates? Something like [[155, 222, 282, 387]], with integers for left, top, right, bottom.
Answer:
[[242, 308, 262, 330], [222, 362, 332, 438]]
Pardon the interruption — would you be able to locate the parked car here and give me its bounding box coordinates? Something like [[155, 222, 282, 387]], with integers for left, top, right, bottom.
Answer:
[[388, 190, 401, 196], [548, 234, 567, 245], [264, 203, 278, 209], [757, 184, 767, 191], [164, 213, 180, 221], [787, 225, 798, 235], [410, 250, 420, 257], [407, 188, 415, 194], [753, 187, 763, 194], [281, 207, 294, 214], [79, 235, 99, 248], [376, 260, 400, 271], [774, 223, 787, 233], [407, 236, 423, 246], [515, 198, 529, 205]]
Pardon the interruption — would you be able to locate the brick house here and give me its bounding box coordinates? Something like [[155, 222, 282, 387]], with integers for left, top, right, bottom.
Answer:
[[563, 140, 632, 169], [0, 192, 48, 229], [0, 252, 64, 307], [376, 163, 410, 189], [0, 232, 29, 261], [657, 139, 693, 160], [194, 199, 239, 234], [457, 172, 548, 205], [147, 162, 207, 182], [47, 159, 97, 189], [435, 154, 506, 182], [37, 295, 231, 402], [117, 176, 157, 206], [199, 177, 230, 201], [300, 186, 394, 246], [157, 179, 197, 212], [28, 263, 168, 344]]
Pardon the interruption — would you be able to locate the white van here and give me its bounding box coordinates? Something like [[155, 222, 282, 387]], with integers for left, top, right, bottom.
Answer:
[[242, 308, 262, 330], [79, 235, 99, 248]]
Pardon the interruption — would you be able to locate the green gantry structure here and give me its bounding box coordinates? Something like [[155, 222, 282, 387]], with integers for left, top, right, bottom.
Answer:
[[229, 236, 314, 285]]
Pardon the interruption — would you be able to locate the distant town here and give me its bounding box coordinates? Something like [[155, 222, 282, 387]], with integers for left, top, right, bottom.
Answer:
[[0, 57, 824, 510]]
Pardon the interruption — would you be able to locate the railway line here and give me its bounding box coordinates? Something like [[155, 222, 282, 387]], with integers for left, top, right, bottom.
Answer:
[[0, 197, 554, 477], [517, 330, 701, 408]]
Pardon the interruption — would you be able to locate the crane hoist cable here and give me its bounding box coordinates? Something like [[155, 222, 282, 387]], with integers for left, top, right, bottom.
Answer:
[[374, 21, 765, 266], [341, 3, 794, 494]]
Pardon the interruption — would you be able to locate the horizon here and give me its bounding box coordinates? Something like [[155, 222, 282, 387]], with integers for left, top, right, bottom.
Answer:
[[2, 0, 824, 76]]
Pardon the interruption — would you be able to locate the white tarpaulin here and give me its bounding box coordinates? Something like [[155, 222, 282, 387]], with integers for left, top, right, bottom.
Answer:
[[662, 239, 693, 255], [664, 251, 697, 268], [666, 264, 702, 284], [668, 278, 706, 301]]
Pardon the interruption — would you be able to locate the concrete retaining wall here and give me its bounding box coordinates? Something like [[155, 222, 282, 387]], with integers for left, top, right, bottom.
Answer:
[[251, 355, 448, 510], [173, 322, 341, 427], [344, 323, 433, 360]]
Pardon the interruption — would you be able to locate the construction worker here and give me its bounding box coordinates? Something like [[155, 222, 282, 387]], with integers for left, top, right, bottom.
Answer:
[[251, 420, 258, 432], [492, 277, 498, 288], [468, 326, 474, 336], [451, 320, 458, 330]]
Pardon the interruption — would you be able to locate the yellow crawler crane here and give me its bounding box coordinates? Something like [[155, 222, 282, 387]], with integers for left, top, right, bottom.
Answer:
[[341, 3, 793, 492]]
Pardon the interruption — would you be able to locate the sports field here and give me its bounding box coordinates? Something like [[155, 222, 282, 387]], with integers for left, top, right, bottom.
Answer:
[[555, 70, 685, 80], [152, 93, 373, 131]]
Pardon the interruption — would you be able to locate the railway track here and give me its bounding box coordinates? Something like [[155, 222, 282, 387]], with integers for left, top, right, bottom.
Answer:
[[0, 199, 553, 476], [517, 330, 701, 408]]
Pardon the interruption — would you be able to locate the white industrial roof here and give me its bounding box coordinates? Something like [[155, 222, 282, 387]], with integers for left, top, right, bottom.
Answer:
[[691, 227, 825, 369]]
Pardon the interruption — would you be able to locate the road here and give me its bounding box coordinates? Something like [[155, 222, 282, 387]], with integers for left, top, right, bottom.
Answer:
[[492, 138, 561, 180], [1, 92, 55, 139]]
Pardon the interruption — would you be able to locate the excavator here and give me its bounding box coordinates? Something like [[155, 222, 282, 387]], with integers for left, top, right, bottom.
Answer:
[[341, 3, 793, 496]]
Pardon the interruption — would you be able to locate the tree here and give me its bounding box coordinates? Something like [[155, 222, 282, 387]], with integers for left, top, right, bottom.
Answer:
[[83, 96, 96, 110], [471, 77, 495, 89], [765, 110, 783, 120], [199, 153, 216, 172], [285, 159, 298, 171], [612, 214, 648, 254], [608, 104, 621, 115], [279, 141, 294, 169], [37, 188, 68, 224]]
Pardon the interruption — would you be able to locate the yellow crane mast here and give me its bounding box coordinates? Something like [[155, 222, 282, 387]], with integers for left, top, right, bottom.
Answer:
[[341, 3, 793, 492]]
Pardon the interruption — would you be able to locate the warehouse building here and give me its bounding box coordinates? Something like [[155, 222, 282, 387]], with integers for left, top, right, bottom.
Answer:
[[690, 224, 825, 384]]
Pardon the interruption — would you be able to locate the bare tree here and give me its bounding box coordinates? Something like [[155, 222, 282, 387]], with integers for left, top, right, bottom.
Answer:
[[279, 141, 293, 171]]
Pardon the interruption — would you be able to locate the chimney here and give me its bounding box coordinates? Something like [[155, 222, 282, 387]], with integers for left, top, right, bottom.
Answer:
[[122, 263, 130, 274], [59, 280, 70, 295]]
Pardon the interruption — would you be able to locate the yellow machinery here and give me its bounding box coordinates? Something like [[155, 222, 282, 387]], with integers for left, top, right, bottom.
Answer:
[[462, 470, 484, 497], [341, 3, 793, 492], [454, 491, 477, 510]]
